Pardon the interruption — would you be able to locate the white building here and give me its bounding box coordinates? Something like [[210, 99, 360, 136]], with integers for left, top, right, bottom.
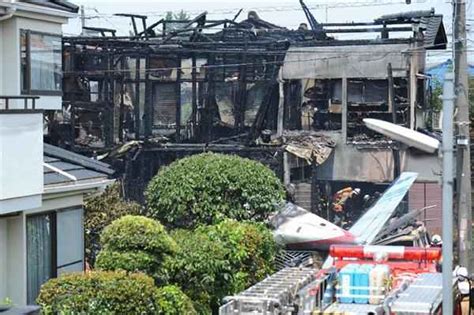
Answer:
[[0, 0, 113, 306]]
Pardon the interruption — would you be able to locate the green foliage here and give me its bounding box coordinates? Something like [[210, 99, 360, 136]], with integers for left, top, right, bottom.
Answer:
[[100, 215, 176, 254], [96, 250, 158, 275], [37, 271, 161, 314], [0, 297, 12, 306], [431, 80, 443, 112], [164, 10, 190, 21], [154, 285, 196, 315], [165, 220, 278, 314], [145, 153, 285, 229], [84, 182, 142, 265], [96, 215, 176, 283], [164, 10, 190, 32]]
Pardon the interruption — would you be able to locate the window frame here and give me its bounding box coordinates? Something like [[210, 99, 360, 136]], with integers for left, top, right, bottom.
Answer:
[[26, 206, 84, 304], [20, 29, 63, 96], [25, 211, 57, 305]]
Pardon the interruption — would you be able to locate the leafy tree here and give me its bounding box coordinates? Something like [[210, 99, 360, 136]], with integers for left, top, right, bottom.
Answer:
[[165, 220, 278, 314], [164, 10, 190, 31], [164, 10, 190, 21], [145, 153, 285, 229], [96, 215, 176, 283], [37, 271, 196, 314], [84, 182, 142, 266]]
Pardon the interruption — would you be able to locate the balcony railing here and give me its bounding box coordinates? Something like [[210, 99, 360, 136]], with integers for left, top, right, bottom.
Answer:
[[0, 95, 40, 110]]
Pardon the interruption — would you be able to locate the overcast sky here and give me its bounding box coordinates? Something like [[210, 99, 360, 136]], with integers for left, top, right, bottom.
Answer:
[[63, 0, 474, 63]]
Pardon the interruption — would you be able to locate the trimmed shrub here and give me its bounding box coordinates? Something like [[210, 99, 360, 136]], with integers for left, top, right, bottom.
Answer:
[[166, 220, 278, 313], [37, 271, 160, 314], [96, 216, 176, 283], [99, 215, 176, 254], [84, 182, 142, 265], [96, 250, 158, 275], [155, 285, 196, 315], [145, 153, 285, 229]]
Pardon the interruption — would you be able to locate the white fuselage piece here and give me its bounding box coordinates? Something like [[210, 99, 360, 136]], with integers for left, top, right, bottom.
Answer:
[[271, 203, 357, 251]]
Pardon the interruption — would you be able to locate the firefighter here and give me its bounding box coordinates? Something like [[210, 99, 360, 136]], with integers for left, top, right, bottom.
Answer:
[[332, 187, 361, 226], [431, 234, 443, 247]]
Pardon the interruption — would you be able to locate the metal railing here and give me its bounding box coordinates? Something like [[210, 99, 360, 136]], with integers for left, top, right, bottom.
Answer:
[[0, 95, 39, 110]]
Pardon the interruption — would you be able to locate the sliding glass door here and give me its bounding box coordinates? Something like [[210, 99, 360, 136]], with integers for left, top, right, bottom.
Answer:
[[26, 213, 55, 305], [26, 207, 84, 304]]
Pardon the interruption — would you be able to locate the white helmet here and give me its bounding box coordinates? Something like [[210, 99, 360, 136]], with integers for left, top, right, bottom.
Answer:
[[431, 234, 442, 245]]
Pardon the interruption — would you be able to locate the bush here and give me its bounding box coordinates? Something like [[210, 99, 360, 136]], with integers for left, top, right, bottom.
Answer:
[[96, 250, 158, 275], [145, 153, 285, 229], [155, 285, 196, 315], [85, 182, 142, 265], [207, 219, 278, 286], [99, 215, 176, 254], [166, 220, 278, 313], [96, 216, 176, 283], [37, 271, 161, 314]]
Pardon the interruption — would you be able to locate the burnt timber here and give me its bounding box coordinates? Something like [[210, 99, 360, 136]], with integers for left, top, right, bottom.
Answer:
[[53, 7, 447, 207]]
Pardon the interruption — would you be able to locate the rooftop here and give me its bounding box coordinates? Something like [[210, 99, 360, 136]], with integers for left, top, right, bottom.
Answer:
[[43, 144, 114, 187]]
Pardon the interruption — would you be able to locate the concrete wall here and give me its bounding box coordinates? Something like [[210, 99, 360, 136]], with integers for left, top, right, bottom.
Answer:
[[283, 44, 412, 80], [315, 133, 441, 183], [0, 193, 83, 305]]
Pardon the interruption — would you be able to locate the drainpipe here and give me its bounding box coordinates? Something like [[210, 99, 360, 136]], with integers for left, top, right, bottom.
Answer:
[[277, 68, 284, 138]]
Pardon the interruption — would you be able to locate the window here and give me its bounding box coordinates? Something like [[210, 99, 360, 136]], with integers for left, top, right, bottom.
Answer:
[[21, 30, 62, 95], [26, 213, 55, 305], [26, 208, 84, 304]]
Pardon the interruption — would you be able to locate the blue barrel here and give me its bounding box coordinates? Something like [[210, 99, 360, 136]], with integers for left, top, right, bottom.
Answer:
[[354, 264, 373, 304], [337, 264, 355, 303]]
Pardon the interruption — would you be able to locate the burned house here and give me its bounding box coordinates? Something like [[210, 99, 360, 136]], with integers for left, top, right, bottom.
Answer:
[[281, 10, 447, 232], [54, 7, 447, 232]]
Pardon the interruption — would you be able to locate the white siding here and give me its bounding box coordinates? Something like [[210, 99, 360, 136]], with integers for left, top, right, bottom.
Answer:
[[0, 194, 84, 305], [0, 219, 7, 299], [0, 113, 43, 209], [1, 17, 18, 96], [0, 22, 3, 95], [6, 215, 26, 305]]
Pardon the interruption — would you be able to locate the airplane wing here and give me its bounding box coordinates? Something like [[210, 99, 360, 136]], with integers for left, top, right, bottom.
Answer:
[[322, 171, 418, 268], [349, 172, 418, 245]]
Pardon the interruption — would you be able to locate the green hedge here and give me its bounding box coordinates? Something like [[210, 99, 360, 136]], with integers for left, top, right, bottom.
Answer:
[[96, 216, 176, 284], [84, 182, 142, 265], [166, 220, 278, 314], [145, 153, 285, 229], [100, 215, 176, 254], [155, 285, 196, 315], [37, 271, 160, 314], [96, 250, 158, 275]]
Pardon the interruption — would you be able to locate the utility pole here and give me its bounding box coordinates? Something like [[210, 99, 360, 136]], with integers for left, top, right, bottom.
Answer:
[[80, 5, 86, 35], [453, 0, 472, 270], [442, 72, 455, 315]]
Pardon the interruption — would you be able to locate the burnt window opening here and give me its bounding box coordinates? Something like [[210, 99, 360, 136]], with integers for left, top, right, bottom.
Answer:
[[296, 77, 410, 142]]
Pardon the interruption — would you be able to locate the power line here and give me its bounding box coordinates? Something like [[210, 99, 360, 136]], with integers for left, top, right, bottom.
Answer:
[[60, 43, 472, 76], [77, 0, 423, 19]]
